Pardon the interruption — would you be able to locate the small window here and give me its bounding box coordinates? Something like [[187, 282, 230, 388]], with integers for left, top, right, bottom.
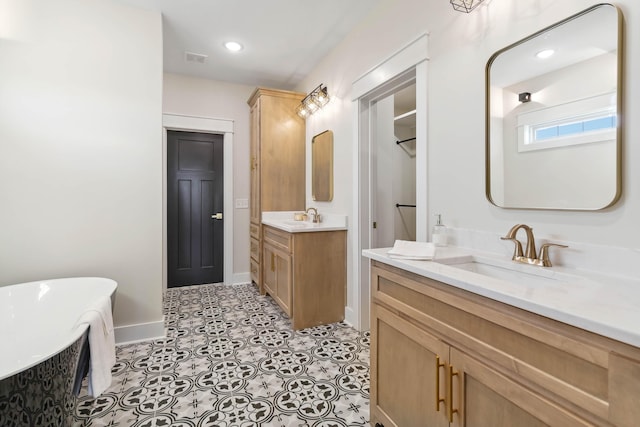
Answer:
[[533, 114, 616, 142], [517, 93, 616, 152]]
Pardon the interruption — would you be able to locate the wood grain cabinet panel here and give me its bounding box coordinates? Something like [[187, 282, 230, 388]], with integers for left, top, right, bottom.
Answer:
[[370, 260, 640, 427], [247, 88, 305, 292]]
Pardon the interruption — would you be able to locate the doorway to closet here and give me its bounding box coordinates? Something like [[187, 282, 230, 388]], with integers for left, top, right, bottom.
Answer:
[[351, 33, 428, 331], [372, 84, 417, 248]]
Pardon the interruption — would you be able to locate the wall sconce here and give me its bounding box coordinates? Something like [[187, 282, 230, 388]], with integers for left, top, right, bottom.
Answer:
[[296, 84, 330, 119], [519, 92, 532, 103], [450, 0, 485, 13]]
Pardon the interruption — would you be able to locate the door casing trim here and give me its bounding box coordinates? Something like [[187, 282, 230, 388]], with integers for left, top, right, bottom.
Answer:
[[350, 33, 429, 330], [162, 113, 234, 289]]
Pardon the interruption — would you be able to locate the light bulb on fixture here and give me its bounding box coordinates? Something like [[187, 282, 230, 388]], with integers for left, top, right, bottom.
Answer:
[[311, 85, 330, 108], [296, 104, 310, 119], [304, 96, 319, 113]]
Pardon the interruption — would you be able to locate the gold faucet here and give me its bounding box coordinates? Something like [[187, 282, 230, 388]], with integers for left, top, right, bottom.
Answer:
[[501, 224, 567, 267], [305, 207, 321, 223]]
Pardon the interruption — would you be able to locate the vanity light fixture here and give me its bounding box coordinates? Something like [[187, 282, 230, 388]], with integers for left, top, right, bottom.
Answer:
[[450, 0, 486, 13], [519, 92, 532, 103], [296, 84, 330, 119]]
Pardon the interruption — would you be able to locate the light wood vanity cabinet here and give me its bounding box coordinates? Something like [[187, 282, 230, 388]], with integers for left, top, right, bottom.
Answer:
[[248, 88, 305, 290], [262, 225, 346, 330], [370, 260, 640, 427], [262, 226, 293, 315]]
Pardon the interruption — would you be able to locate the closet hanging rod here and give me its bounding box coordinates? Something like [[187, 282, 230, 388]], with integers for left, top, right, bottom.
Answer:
[[396, 137, 416, 145], [396, 203, 416, 208]]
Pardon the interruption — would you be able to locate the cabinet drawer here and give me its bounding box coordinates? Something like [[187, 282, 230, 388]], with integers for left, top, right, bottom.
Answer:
[[250, 222, 260, 239], [250, 237, 260, 261], [371, 261, 611, 423], [263, 226, 291, 252]]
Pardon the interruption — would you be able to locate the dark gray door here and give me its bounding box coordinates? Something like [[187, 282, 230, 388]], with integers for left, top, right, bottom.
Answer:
[[167, 131, 223, 287]]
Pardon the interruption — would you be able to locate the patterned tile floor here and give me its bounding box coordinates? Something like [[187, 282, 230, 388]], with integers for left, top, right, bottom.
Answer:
[[74, 283, 370, 426]]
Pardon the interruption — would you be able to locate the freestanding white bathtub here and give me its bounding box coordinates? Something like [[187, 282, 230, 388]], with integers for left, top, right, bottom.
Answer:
[[0, 277, 117, 426]]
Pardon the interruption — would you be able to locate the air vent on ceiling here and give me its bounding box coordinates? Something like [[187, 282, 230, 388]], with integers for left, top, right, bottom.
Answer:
[[185, 51, 208, 64]]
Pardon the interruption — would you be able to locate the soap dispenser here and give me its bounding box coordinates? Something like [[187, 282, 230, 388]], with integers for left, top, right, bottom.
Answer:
[[433, 214, 447, 247]]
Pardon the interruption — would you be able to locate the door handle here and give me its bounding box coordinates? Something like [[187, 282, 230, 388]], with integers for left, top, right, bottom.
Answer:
[[211, 213, 223, 220], [435, 355, 445, 411]]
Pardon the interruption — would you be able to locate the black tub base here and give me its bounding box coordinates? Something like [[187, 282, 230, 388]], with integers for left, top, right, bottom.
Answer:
[[0, 331, 88, 427]]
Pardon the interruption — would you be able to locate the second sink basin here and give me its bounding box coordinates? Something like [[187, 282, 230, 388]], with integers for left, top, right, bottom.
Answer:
[[434, 255, 575, 286], [279, 220, 321, 228]]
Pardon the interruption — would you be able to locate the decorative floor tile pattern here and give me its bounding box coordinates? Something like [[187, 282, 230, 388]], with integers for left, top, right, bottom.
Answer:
[[74, 283, 370, 426]]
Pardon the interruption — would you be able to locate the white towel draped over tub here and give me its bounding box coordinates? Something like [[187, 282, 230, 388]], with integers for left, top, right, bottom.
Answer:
[[74, 296, 116, 397], [387, 240, 436, 260]]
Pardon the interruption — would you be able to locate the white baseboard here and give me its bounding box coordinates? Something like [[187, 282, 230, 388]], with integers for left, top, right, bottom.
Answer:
[[344, 306, 359, 330], [231, 272, 251, 284], [115, 318, 166, 345]]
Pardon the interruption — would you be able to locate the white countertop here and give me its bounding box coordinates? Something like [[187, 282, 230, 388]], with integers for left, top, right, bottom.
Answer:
[[262, 211, 347, 233], [363, 246, 640, 348]]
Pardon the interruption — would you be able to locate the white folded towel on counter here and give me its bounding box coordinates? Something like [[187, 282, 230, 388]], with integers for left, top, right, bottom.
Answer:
[[387, 240, 436, 260], [74, 296, 116, 397]]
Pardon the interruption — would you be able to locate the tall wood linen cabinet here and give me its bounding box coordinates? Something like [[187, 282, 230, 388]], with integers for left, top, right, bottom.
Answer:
[[248, 88, 306, 292]]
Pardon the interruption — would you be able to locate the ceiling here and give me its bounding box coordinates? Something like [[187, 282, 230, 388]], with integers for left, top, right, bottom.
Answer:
[[115, 0, 382, 90]]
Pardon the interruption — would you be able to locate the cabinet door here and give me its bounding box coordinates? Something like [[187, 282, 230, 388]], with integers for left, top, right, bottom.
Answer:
[[262, 243, 291, 316], [273, 250, 291, 316], [259, 94, 305, 212], [371, 305, 449, 427], [249, 101, 260, 224], [449, 348, 591, 427], [262, 244, 276, 297]]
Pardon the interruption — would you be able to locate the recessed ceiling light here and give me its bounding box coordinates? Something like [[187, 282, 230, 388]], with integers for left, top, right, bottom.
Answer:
[[535, 49, 555, 59], [224, 41, 243, 52]]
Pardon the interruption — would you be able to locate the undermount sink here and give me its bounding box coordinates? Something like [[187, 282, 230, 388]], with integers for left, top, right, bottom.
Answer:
[[279, 220, 320, 228], [434, 255, 575, 286]]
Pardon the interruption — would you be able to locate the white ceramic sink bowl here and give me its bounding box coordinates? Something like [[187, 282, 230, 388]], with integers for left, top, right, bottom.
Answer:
[[434, 255, 576, 286], [279, 220, 322, 228]]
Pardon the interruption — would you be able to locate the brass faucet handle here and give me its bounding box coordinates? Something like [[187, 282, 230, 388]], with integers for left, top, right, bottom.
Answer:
[[538, 243, 568, 267], [501, 237, 524, 259]]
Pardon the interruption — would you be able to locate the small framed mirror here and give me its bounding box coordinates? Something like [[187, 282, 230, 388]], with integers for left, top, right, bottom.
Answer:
[[312, 130, 333, 201], [486, 3, 622, 210]]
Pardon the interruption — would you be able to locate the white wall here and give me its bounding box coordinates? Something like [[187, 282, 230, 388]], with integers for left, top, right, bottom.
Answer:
[[298, 0, 640, 321], [0, 0, 164, 337], [162, 73, 254, 277]]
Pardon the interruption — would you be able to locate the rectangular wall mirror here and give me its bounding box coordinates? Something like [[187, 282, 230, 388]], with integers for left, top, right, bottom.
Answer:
[[486, 3, 622, 210], [312, 130, 333, 201]]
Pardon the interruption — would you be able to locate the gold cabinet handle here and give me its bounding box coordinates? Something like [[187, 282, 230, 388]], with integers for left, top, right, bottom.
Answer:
[[435, 355, 445, 411], [448, 365, 459, 423], [270, 252, 275, 271]]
